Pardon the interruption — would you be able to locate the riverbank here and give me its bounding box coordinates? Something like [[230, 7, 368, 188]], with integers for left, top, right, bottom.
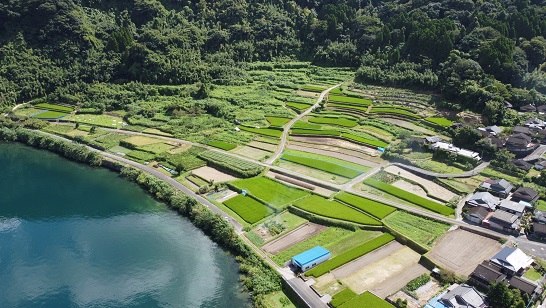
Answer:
[[0, 123, 282, 307]]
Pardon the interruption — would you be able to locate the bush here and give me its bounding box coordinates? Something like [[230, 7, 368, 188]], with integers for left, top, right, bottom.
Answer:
[[404, 274, 430, 292]]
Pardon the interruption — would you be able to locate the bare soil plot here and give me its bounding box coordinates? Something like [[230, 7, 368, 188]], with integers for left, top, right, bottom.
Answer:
[[248, 141, 277, 152], [388, 280, 443, 308], [191, 166, 238, 183], [232, 146, 271, 160], [385, 166, 456, 202], [262, 223, 326, 254], [287, 144, 379, 168], [427, 229, 501, 276], [297, 90, 320, 98], [340, 246, 426, 297], [266, 171, 335, 197], [122, 135, 163, 146], [290, 136, 380, 158], [392, 180, 430, 199]]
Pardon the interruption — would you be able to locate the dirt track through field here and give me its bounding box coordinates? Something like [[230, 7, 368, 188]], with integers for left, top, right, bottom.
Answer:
[[287, 144, 379, 168], [262, 223, 326, 254], [427, 229, 501, 276]]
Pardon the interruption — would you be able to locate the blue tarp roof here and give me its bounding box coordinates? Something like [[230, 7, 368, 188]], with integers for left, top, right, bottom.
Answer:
[[292, 246, 330, 267]]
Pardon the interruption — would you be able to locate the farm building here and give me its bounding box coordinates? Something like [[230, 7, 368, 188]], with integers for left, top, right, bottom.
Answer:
[[291, 246, 331, 271]]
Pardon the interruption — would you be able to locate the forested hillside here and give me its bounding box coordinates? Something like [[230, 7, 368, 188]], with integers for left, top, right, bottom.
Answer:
[[1, 0, 546, 122]]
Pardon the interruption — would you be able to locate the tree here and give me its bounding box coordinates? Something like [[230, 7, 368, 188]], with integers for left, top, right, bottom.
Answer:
[[488, 283, 525, 308], [452, 126, 482, 150], [483, 100, 505, 125]]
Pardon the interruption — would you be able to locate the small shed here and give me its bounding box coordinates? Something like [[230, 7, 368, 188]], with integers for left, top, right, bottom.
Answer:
[[291, 246, 331, 271]]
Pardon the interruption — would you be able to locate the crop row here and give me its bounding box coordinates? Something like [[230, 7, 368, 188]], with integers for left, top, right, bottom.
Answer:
[[223, 195, 272, 224], [306, 233, 395, 277], [328, 95, 372, 106], [198, 150, 263, 178], [335, 192, 396, 219], [34, 103, 74, 113], [364, 178, 454, 215], [293, 195, 382, 226], [424, 117, 453, 127], [308, 116, 358, 128], [239, 126, 282, 138]]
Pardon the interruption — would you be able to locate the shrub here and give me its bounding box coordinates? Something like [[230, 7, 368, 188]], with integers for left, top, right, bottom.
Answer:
[[404, 274, 430, 292]]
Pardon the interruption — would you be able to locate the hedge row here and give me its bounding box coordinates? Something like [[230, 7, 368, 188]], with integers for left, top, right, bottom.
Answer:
[[198, 150, 263, 178]]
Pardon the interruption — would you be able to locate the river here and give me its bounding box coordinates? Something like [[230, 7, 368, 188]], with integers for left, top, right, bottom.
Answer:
[[0, 143, 249, 307]]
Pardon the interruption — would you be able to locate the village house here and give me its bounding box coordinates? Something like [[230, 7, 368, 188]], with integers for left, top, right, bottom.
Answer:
[[511, 187, 539, 204], [505, 133, 538, 156], [464, 206, 491, 224], [498, 199, 526, 217], [437, 284, 486, 308], [513, 125, 532, 135], [512, 159, 533, 171], [532, 222, 546, 239], [538, 105, 546, 114], [520, 104, 537, 113], [429, 141, 482, 161], [479, 179, 513, 198], [484, 210, 520, 234], [525, 118, 546, 130], [466, 192, 499, 210], [490, 247, 533, 276], [478, 125, 502, 137]]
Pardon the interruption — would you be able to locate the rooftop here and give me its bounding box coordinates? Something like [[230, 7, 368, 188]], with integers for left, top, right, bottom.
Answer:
[[431, 142, 481, 160], [490, 247, 533, 273], [291, 246, 330, 267], [439, 284, 486, 308], [499, 199, 526, 214]]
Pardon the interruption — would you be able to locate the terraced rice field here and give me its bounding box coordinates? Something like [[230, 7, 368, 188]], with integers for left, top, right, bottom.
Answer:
[[223, 195, 272, 224], [239, 126, 283, 138], [266, 116, 292, 127], [363, 178, 454, 216], [335, 193, 396, 219], [206, 140, 237, 151], [308, 116, 358, 128], [293, 195, 381, 226], [230, 176, 309, 210], [281, 150, 370, 178], [328, 95, 372, 106], [383, 211, 450, 249]]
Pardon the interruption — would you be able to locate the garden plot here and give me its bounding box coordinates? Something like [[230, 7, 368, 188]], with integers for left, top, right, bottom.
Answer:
[[427, 229, 501, 276], [265, 171, 336, 197], [262, 223, 326, 254], [385, 166, 456, 202], [296, 90, 320, 98], [278, 160, 350, 185], [64, 114, 125, 128], [232, 145, 271, 160], [191, 166, 238, 183], [287, 144, 379, 168], [382, 118, 437, 135], [388, 279, 443, 308], [122, 135, 164, 147], [280, 149, 370, 179]]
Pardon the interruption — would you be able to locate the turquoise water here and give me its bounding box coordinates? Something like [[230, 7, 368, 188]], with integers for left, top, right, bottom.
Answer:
[[0, 143, 249, 307]]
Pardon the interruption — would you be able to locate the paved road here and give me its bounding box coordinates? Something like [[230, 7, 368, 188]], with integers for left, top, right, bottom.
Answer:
[[265, 83, 341, 164], [286, 278, 328, 308]]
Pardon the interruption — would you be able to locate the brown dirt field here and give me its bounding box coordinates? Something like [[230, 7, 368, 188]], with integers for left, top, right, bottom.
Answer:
[[247, 141, 277, 152], [265, 171, 335, 197], [287, 144, 379, 168], [427, 229, 501, 276], [290, 136, 381, 158], [232, 146, 271, 160], [296, 90, 320, 98], [262, 223, 326, 254], [385, 166, 456, 202], [122, 135, 163, 146], [191, 166, 238, 183]]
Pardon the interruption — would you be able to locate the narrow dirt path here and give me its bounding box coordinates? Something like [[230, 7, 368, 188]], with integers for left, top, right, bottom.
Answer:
[[265, 83, 342, 164]]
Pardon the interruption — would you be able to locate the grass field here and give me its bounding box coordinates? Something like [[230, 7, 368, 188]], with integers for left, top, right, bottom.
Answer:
[[306, 233, 395, 277], [330, 289, 357, 307], [524, 267, 542, 281], [186, 174, 208, 187], [122, 135, 163, 147], [290, 128, 340, 136], [293, 195, 382, 226], [240, 126, 283, 138], [293, 121, 323, 130], [383, 211, 450, 249], [424, 117, 453, 127], [335, 192, 396, 219], [364, 178, 454, 216], [33, 111, 68, 119], [224, 195, 273, 224], [35, 103, 74, 113], [302, 84, 329, 92], [328, 95, 372, 106], [308, 116, 358, 128], [370, 107, 420, 119], [126, 150, 157, 162], [271, 227, 354, 265], [94, 133, 129, 149], [266, 116, 292, 127], [138, 142, 174, 154], [262, 291, 295, 308], [338, 291, 394, 308], [207, 140, 237, 151], [230, 176, 309, 210], [536, 200, 546, 212], [280, 150, 369, 178]]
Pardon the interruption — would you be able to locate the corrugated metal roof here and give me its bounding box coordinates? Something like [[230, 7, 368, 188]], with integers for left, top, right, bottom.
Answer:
[[292, 246, 330, 266]]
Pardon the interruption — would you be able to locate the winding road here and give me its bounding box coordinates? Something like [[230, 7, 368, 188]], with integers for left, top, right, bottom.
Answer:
[[265, 84, 341, 164]]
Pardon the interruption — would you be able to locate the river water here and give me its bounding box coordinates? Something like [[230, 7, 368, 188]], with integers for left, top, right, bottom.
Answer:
[[0, 143, 249, 307]]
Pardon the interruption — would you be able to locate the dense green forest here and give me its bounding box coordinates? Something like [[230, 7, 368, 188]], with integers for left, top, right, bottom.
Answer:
[[1, 0, 546, 122]]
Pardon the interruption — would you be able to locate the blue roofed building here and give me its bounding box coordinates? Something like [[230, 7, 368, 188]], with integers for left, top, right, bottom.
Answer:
[[291, 246, 331, 271]]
